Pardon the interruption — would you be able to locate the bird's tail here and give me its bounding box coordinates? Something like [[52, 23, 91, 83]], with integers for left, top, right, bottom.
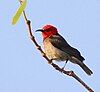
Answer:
[[78, 63, 93, 75]]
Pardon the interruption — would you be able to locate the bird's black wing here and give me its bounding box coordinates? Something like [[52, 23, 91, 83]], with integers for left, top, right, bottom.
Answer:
[[49, 34, 85, 61]]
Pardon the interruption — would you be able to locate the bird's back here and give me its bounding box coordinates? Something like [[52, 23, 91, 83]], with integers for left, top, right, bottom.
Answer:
[[48, 34, 85, 62]]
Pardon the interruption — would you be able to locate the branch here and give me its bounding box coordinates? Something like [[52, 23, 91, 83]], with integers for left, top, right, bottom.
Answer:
[[19, 0, 94, 92]]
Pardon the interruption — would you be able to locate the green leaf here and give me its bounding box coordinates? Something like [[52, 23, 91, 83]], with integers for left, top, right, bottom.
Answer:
[[12, 0, 27, 25]]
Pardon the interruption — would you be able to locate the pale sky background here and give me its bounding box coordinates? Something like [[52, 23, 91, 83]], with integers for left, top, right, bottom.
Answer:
[[0, 0, 100, 92]]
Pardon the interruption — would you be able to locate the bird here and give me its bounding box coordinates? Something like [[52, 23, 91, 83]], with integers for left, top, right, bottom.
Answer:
[[36, 24, 93, 75]]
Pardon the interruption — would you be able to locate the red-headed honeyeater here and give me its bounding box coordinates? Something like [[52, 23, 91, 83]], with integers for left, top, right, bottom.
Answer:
[[36, 24, 93, 75]]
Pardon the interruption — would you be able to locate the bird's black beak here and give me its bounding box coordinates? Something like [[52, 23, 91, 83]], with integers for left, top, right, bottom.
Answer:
[[35, 29, 44, 32]]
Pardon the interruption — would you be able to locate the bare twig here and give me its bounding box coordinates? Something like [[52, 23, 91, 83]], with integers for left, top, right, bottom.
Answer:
[[18, 0, 94, 92]]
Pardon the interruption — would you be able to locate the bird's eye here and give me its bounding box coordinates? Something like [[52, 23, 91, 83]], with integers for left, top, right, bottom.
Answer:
[[44, 29, 50, 32]]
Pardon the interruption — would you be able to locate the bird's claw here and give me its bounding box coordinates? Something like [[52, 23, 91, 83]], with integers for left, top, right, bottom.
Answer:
[[60, 67, 64, 73], [48, 59, 52, 64]]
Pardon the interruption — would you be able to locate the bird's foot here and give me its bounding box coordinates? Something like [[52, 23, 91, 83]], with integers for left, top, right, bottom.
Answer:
[[60, 67, 65, 73], [48, 59, 53, 64]]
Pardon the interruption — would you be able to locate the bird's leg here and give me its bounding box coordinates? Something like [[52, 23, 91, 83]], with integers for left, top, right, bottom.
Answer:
[[61, 59, 68, 72]]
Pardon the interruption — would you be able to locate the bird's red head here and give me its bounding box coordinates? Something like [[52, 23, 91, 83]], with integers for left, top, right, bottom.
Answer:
[[36, 25, 58, 39]]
